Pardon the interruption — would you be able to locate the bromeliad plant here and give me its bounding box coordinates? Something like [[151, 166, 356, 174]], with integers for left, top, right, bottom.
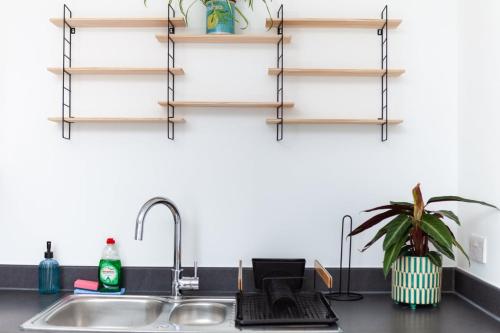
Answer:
[[348, 183, 498, 276], [144, 0, 273, 29]]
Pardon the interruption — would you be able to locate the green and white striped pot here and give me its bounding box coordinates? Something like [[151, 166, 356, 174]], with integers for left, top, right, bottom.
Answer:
[[391, 256, 442, 309]]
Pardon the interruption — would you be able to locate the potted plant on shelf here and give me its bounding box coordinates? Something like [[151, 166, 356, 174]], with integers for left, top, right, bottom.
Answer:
[[348, 183, 497, 310], [144, 0, 273, 34]]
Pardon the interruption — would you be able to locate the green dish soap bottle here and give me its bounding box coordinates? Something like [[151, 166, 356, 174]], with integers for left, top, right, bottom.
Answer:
[[98, 238, 122, 292]]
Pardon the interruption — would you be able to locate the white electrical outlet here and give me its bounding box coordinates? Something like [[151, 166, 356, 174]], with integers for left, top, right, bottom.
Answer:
[[469, 234, 487, 264]]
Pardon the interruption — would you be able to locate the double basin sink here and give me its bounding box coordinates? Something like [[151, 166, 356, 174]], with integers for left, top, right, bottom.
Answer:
[[22, 295, 236, 332]]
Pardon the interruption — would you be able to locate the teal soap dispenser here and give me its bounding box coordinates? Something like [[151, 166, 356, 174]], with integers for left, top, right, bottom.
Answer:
[[38, 241, 60, 294]]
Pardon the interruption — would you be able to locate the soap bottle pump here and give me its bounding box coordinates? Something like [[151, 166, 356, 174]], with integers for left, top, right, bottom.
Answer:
[[38, 241, 60, 294]]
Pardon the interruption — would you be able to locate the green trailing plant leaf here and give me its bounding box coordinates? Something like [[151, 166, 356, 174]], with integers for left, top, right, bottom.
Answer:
[[434, 210, 460, 225], [383, 215, 412, 251], [426, 251, 442, 267], [183, 0, 199, 21], [145, 0, 273, 29], [348, 209, 404, 237], [234, 6, 248, 29], [383, 234, 407, 277], [259, 0, 273, 30], [420, 214, 453, 248], [429, 237, 455, 260], [426, 196, 499, 209]]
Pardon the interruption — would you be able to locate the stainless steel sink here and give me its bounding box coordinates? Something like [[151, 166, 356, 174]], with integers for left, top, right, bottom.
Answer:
[[21, 295, 236, 332], [169, 302, 227, 326], [21, 294, 341, 333], [44, 296, 164, 328]]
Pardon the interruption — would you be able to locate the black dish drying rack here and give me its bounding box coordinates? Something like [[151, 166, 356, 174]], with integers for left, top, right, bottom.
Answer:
[[236, 291, 338, 326], [235, 259, 338, 327]]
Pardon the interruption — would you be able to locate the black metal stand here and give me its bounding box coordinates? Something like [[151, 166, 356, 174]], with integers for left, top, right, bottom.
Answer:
[[325, 215, 363, 301], [167, 4, 177, 140], [275, 5, 284, 141], [61, 4, 75, 140], [377, 5, 389, 142]]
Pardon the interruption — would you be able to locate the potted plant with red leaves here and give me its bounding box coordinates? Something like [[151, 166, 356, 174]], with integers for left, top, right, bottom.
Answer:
[[349, 183, 497, 309]]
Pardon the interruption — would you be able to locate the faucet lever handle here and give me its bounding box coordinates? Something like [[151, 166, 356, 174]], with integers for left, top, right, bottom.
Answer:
[[178, 261, 200, 292]]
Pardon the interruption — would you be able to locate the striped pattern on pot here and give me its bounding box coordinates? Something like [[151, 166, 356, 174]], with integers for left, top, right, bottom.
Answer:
[[391, 256, 442, 305]]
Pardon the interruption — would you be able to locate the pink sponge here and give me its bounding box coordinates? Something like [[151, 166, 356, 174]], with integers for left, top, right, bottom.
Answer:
[[74, 279, 99, 291]]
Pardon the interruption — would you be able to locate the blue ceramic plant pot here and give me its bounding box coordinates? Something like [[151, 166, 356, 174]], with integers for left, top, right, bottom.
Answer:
[[206, 0, 235, 34]]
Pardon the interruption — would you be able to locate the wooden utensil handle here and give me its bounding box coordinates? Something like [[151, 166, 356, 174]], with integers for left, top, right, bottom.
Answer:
[[238, 260, 243, 292], [314, 260, 333, 289]]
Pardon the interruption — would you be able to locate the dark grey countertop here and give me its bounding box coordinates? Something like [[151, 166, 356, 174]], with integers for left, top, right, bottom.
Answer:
[[1, 290, 498, 333]]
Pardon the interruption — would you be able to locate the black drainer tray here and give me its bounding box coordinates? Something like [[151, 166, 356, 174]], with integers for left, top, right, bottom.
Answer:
[[236, 292, 338, 327]]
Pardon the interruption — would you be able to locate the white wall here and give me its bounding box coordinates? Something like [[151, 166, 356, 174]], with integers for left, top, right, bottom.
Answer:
[[0, 0, 459, 269], [457, 0, 500, 287]]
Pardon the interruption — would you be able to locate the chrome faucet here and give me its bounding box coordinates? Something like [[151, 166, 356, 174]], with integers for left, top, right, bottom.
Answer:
[[135, 197, 199, 298]]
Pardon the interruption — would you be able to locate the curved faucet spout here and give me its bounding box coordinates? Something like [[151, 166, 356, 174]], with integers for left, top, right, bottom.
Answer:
[[135, 197, 182, 275]]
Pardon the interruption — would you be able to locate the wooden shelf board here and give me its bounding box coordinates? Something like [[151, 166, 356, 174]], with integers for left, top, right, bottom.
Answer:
[[47, 67, 184, 75], [48, 116, 186, 123], [160, 101, 295, 108], [266, 18, 402, 29], [266, 118, 403, 125], [156, 34, 291, 44], [50, 17, 186, 28], [268, 68, 405, 77]]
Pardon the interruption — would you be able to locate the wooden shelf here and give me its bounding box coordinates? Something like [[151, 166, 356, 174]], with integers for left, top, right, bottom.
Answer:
[[266, 18, 401, 29], [156, 34, 292, 44], [268, 68, 405, 77], [50, 17, 186, 28], [266, 118, 403, 125], [47, 67, 185, 75], [159, 101, 295, 108], [48, 116, 186, 123]]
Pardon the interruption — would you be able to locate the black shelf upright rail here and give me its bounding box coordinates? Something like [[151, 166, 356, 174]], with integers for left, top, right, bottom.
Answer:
[[167, 4, 177, 140], [378, 5, 389, 142], [275, 5, 284, 141], [61, 4, 75, 140]]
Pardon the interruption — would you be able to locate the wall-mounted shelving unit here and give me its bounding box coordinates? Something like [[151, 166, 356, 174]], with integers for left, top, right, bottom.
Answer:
[[267, 5, 404, 142], [49, 4, 185, 140], [265, 18, 401, 29], [48, 116, 186, 123], [47, 67, 185, 75], [274, 5, 285, 141], [50, 17, 186, 28], [266, 118, 403, 125], [159, 101, 294, 108], [156, 4, 292, 139], [156, 34, 291, 44], [267, 68, 405, 77], [49, 4, 404, 142]]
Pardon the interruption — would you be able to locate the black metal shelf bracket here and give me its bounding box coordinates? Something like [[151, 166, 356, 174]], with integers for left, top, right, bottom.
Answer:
[[275, 5, 284, 141], [167, 4, 176, 140], [378, 5, 389, 142], [61, 4, 75, 140]]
